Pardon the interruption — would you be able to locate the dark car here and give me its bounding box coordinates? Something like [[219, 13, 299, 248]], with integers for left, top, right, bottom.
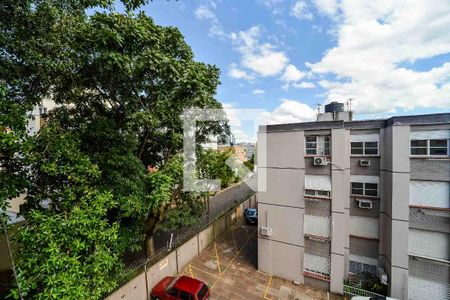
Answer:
[[150, 275, 210, 300], [244, 208, 257, 225]]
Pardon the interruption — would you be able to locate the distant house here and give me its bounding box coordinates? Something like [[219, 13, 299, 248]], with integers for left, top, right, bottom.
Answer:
[[235, 143, 255, 161], [217, 145, 247, 162]]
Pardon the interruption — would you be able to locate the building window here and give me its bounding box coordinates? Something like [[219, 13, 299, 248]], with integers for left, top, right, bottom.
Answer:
[[305, 189, 330, 198], [349, 261, 377, 275], [305, 136, 330, 155], [351, 182, 378, 197], [411, 139, 448, 156], [351, 141, 378, 155]]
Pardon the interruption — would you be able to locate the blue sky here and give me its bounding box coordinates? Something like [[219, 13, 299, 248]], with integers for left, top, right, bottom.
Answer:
[[118, 0, 450, 142]]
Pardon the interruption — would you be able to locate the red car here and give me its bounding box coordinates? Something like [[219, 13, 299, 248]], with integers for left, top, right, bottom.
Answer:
[[150, 275, 210, 300]]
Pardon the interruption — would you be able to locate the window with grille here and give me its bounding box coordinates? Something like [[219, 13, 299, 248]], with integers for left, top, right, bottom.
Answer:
[[351, 141, 378, 155], [349, 261, 362, 273], [411, 139, 448, 156], [349, 261, 377, 275], [351, 182, 378, 197], [305, 189, 330, 197], [305, 136, 330, 155]]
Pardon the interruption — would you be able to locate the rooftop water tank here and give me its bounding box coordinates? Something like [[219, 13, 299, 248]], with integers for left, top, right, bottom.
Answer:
[[324, 102, 344, 113]]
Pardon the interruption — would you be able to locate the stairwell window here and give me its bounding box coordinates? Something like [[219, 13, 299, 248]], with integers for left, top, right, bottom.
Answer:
[[411, 139, 448, 156], [351, 141, 378, 155], [351, 182, 378, 197], [305, 136, 330, 155]]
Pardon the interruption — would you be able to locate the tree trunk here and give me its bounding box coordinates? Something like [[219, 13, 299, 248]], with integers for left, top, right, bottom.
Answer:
[[144, 215, 160, 259], [144, 234, 155, 259]]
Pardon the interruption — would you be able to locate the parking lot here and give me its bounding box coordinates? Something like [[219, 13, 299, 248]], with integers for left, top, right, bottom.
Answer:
[[180, 221, 342, 300]]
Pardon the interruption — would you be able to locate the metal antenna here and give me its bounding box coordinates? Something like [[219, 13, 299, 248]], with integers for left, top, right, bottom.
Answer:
[[316, 103, 322, 114]]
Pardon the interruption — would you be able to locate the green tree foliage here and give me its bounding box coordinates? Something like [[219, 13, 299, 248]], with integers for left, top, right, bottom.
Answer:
[[197, 149, 236, 190], [11, 123, 122, 299], [0, 85, 30, 217], [1, 0, 232, 298], [243, 153, 255, 171]]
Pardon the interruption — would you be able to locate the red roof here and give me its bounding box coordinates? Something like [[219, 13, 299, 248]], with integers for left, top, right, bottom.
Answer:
[[173, 276, 205, 294]]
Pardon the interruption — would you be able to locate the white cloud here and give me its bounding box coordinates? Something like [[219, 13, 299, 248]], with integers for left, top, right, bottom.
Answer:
[[194, 2, 228, 39], [242, 45, 289, 76], [262, 99, 317, 125], [222, 104, 256, 143], [230, 26, 289, 78], [252, 89, 266, 95], [258, 0, 283, 15], [194, 5, 215, 20], [258, 0, 282, 8], [228, 64, 254, 81], [293, 81, 316, 89], [307, 0, 450, 114], [281, 64, 306, 82], [290, 1, 314, 21], [280, 64, 307, 89], [313, 0, 340, 17], [222, 103, 241, 127]]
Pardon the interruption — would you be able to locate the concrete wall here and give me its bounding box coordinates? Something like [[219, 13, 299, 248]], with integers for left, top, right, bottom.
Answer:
[[261, 131, 304, 168], [106, 196, 255, 300], [257, 129, 305, 286], [305, 158, 331, 175], [350, 157, 380, 176], [304, 275, 330, 291], [176, 236, 199, 273], [349, 198, 380, 218], [198, 226, 214, 252], [258, 238, 303, 283], [380, 125, 410, 299], [330, 128, 350, 294], [258, 203, 303, 246], [258, 168, 304, 208], [213, 215, 227, 238]]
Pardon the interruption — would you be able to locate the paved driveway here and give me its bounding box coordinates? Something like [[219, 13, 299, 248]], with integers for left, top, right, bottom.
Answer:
[[180, 221, 343, 300]]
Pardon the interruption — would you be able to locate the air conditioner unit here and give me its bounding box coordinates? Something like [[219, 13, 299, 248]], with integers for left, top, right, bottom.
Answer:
[[313, 157, 328, 166], [260, 227, 273, 237], [356, 199, 373, 209], [377, 267, 388, 285], [359, 159, 371, 167]]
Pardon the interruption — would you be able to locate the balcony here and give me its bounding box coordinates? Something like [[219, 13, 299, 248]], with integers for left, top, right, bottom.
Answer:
[[304, 214, 331, 241], [303, 252, 330, 281]]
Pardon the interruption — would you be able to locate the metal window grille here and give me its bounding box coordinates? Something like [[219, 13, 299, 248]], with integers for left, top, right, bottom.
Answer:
[[304, 214, 331, 239]]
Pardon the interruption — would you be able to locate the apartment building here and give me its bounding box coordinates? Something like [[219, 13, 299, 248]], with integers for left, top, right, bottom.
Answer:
[[256, 107, 450, 300]]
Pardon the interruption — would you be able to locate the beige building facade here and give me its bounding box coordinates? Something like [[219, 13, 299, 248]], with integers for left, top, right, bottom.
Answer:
[[257, 113, 450, 300]]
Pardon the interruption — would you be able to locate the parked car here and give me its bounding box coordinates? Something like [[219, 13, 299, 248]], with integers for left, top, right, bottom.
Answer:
[[150, 275, 210, 300], [244, 208, 257, 225]]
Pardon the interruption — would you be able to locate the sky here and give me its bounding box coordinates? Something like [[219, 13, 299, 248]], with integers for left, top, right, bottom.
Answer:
[[117, 0, 450, 142]]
